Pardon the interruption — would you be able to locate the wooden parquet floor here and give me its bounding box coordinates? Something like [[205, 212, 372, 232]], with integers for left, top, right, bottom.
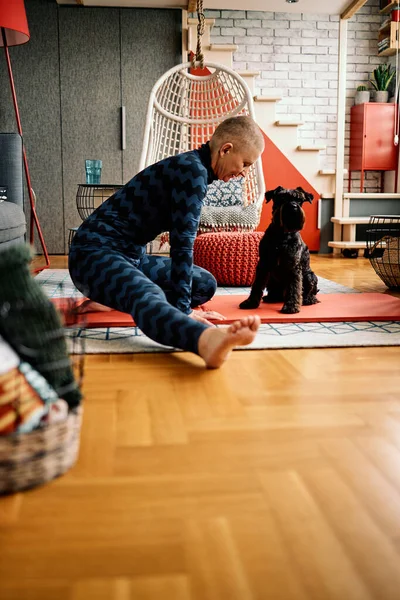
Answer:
[[1, 255, 400, 600]]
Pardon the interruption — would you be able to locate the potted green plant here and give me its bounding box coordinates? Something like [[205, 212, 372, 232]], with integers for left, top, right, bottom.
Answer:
[[355, 84, 370, 105], [369, 64, 396, 103]]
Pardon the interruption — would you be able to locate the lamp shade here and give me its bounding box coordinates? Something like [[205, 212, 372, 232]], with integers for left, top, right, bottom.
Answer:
[[0, 0, 30, 47]]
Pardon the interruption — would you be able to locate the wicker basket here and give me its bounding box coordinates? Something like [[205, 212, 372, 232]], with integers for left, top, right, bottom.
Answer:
[[370, 235, 400, 289], [367, 217, 400, 290], [0, 244, 85, 495], [0, 406, 83, 495]]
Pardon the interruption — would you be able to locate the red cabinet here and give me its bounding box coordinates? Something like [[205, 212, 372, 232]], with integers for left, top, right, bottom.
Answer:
[[349, 103, 398, 192]]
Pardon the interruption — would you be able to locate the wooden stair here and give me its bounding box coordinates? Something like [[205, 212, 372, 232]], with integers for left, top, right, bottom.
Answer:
[[184, 13, 338, 215]]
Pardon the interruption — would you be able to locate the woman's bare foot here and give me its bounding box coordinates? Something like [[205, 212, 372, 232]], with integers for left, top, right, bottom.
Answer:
[[75, 300, 113, 314], [197, 315, 261, 369]]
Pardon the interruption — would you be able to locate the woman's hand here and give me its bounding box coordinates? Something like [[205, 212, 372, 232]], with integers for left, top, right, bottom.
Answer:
[[202, 310, 226, 322], [188, 310, 226, 327], [74, 300, 113, 314]]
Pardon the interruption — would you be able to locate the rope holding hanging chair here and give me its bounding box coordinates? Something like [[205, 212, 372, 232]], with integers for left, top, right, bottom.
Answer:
[[139, 2, 265, 233]]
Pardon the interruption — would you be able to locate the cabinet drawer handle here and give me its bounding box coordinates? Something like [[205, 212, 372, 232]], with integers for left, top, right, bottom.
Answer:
[[121, 106, 126, 151]]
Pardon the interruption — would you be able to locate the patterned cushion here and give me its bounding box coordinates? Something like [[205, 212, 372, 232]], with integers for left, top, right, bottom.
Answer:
[[204, 178, 244, 207], [200, 203, 260, 233]]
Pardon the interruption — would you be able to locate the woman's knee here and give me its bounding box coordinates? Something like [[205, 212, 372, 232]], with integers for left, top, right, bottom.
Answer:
[[68, 247, 121, 304], [191, 267, 217, 306]]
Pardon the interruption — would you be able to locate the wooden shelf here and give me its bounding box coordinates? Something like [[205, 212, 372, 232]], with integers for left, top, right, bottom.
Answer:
[[187, 17, 215, 26], [378, 47, 398, 56], [343, 192, 400, 199], [378, 21, 399, 56], [275, 120, 304, 127], [379, 19, 392, 32], [319, 169, 348, 175], [237, 71, 260, 77], [254, 95, 282, 103], [331, 217, 371, 225], [297, 144, 326, 151], [208, 44, 238, 52], [380, 1, 399, 15], [328, 241, 367, 249]]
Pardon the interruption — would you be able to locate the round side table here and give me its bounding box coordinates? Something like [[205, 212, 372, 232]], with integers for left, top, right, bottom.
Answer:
[[76, 184, 123, 221]]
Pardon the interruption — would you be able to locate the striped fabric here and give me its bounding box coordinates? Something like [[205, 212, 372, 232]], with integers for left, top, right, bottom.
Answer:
[[69, 144, 219, 354], [71, 143, 216, 315]]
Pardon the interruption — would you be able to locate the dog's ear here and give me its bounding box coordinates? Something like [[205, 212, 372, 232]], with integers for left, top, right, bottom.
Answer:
[[265, 186, 284, 203], [303, 192, 314, 204], [295, 187, 314, 204]]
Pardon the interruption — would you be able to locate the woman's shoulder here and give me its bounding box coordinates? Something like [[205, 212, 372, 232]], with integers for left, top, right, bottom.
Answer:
[[162, 149, 207, 175]]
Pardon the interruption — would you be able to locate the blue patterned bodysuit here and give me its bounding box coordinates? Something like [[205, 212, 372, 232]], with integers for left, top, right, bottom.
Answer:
[[68, 143, 217, 354]]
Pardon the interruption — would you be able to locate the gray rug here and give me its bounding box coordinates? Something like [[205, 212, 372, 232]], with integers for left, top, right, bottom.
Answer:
[[36, 269, 400, 353]]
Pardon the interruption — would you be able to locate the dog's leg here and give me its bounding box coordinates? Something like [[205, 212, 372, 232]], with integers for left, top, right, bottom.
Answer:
[[303, 270, 320, 305], [300, 247, 320, 306], [278, 238, 303, 314], [281, 267, 302, 314], [239, 260, 269, 309]]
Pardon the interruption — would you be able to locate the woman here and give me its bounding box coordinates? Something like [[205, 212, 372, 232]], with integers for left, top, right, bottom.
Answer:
[[69, 116, 264, 367]]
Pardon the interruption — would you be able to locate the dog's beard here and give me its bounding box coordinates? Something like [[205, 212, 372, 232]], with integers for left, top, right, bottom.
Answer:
[[280, 204, 305, 232]]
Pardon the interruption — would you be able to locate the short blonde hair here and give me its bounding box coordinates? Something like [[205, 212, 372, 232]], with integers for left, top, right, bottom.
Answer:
[[210, 115, 264, 154]]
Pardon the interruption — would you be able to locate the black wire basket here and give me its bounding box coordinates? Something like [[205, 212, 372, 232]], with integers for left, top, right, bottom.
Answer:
[[366, 215, 400, 289], [76, 184, 123, 221]]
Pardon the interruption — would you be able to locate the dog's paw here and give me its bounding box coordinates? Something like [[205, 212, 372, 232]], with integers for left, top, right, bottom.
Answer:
[[281, 303, 300, 314], [239, 298, 260, 309], [303, 296, 320, 306]]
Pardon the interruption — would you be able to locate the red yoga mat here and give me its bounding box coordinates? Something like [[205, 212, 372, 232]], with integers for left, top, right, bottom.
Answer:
[[55, 293, 400, 327]]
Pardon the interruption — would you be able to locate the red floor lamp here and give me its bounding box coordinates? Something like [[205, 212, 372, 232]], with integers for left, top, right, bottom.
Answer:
[[0, 0, 50, 271]]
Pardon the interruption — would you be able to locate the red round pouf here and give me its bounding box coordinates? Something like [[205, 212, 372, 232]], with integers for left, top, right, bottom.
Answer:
[[193, 231, 264, 286]]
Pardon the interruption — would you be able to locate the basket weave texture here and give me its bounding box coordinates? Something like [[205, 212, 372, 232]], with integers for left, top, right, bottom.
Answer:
[[371, 236, 400, 289], [193, 231, 263, 286], [0, 407, 82, 495]]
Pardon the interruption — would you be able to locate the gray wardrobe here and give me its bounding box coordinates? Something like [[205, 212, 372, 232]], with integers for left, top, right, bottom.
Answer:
[[0, 0, 181, 253]]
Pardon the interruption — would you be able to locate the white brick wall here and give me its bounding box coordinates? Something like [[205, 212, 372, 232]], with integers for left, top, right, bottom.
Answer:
[[206, 0, 387, 193]]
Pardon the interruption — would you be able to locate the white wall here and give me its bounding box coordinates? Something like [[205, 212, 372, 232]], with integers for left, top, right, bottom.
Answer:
[[206, 0, 387, 193]]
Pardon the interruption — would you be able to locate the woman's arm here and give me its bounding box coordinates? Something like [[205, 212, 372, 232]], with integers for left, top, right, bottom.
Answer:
[[169, 162, 208, 314]]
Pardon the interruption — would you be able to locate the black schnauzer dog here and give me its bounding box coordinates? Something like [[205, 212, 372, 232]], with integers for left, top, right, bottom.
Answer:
[[240, 186, 319, 314]]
